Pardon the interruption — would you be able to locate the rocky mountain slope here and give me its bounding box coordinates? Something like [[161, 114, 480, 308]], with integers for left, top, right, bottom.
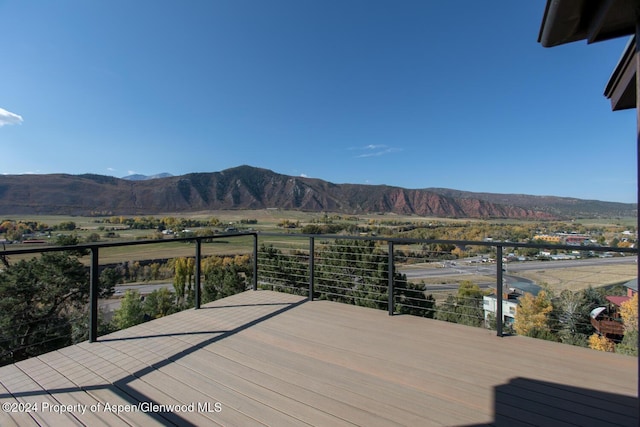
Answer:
[[0, 165, 635, 219]]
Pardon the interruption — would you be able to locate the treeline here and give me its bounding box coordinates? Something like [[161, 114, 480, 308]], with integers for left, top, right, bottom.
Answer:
[[258, 216, 635, 251], [98, 216, 259, 230], [0, 216, 262, 243], [100, 216, 222, 230], [0, 219, 81, 241]]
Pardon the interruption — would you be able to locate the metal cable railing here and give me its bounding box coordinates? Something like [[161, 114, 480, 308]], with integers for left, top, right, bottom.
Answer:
[[256, 233, 638, 342], [1, 231, 638, 366], [0, 233, 258, 366]]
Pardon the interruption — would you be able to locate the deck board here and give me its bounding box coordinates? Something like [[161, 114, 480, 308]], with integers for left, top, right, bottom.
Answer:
[[1, 290, 638, 426]]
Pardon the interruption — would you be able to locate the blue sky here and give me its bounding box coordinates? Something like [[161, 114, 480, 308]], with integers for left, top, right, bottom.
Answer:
[[0, 1, 636, 203]]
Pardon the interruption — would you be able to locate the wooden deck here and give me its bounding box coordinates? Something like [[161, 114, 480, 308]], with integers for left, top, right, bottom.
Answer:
[[1, 290, 638, 426]]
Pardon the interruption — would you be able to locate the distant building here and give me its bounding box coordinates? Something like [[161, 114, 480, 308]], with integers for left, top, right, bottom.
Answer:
[[623, 278, 637, 297], [533, 234, 561, 244], [483, 291, 520, 328], [562, 234, 590, 246], [533, 233, 590, 245], [590, 304, 625, 341], [483, 282, 543, 329]]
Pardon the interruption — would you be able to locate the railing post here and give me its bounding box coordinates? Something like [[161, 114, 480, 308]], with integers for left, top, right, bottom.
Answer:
[[195, 239, 202, 309], [309, 237, 315, 301], [252, 233, 258, 291], [496, 245, 504, 337], [388, 241, 394, 316], [89, 247, 99, 343]]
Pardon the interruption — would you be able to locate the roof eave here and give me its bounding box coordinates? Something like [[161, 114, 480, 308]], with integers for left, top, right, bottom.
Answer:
[[604, 36, 637, 111], [538, 0, 637, 48], [538, 0, 587, 47]]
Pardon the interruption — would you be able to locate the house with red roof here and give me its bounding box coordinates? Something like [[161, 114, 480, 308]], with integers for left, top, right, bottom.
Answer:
[[590, 279, 637, 341]]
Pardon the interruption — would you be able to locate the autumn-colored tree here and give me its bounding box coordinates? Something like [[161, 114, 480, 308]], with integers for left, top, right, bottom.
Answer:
[[173, 257, 189, 307], [617, 293, 638, 356], [451, 246, 466, 258], [620, 293, 638, 332], [588, 333, 615, 352], [0, 219, 14, 233], [514, 291, 554, 338], [173, 257, 196, 307], [162, 216, 179, 231]]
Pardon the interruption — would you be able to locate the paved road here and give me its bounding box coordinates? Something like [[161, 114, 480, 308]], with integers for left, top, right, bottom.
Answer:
[[399, 256, 637, 281], [503, 256, 637, 273], [113, 282, 174, 295]]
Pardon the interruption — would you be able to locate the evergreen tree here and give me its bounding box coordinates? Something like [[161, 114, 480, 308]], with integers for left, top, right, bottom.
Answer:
[[396, 282, 436, 318], [435, 294, 460, 323], [315, 239, 398, 309], [0, 251, 110, 366], [257, 244, 308, 295]]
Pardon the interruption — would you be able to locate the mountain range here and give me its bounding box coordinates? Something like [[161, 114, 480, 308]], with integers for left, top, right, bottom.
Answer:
[[0, 165, 635, 219]]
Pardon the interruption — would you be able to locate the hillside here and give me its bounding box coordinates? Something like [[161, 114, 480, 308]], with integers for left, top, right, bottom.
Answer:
[[0, 166, 635, 219], [427, 188, 637, 219]]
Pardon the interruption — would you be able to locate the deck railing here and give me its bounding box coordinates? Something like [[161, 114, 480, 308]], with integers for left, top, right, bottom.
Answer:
[[591, 317, 626, 337], [1, 232, 637, 360], [256, 233, 638, 335], [1, 233, 259, 345]]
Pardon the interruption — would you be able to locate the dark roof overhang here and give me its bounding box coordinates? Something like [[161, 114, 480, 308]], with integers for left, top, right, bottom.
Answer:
[[538, 0, 639, 47], [538, 0, 639, 112], [604, 36, 636, 111]]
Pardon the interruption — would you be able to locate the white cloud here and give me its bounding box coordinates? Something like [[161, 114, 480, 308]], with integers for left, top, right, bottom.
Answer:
[[353, 144, 403, 158], [300, 173, 308, 178], [348, 144, 387, 151], [0, 108, 23, 127]]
